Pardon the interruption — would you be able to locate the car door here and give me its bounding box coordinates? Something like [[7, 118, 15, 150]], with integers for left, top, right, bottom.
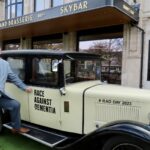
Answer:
[[28, 57, 62, 130], [5, 57, 30, 121]]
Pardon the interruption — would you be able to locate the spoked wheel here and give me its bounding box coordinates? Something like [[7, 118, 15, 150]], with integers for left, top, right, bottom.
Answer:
[[102, 136, 149, 150]]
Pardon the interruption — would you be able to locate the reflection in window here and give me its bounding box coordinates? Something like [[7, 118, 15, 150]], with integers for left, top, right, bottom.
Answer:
[[8, 0, 11, 5], [35, 0, 50, 11], [5, 0, 23, 19], [17, 3, 23, 17], [35, 0, 64, 11], [33, 41, 63, 50], [7, 57, 25, 81], [64, 59, 101, 84], [11, 5, 16, 18], [79, 39, 122, 84], [4, 43, 20, 50], [31, 58, 58, 87], [3, 39, 20, 50], [64, 0, 78, 4], [53, 0, 63, 7], [77, 60, 100, 80], [32, 35, 63, 50]]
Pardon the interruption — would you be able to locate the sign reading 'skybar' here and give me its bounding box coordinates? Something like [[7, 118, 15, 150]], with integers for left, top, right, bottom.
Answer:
[[0, 0, 138, 30], [60, 1, 88, 15]]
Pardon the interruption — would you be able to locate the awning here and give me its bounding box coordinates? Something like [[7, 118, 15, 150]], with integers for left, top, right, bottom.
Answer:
[[0, 0, 138, 41]]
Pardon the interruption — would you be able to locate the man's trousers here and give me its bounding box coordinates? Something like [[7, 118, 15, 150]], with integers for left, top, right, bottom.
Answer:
[[0, 96, 21, 129]]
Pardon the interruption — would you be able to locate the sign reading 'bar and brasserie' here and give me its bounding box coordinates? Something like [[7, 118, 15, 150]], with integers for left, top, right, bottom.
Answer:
[[0, 0, 88, 29], [0, 15, 33, 28]]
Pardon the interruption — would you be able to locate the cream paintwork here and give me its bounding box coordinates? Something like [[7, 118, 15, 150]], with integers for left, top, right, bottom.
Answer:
[[5, 83, 29, 121], [84, 84, 150, 134], [29, 86, 61, 130], [5, 80, 150, 135], [5, 83, 62, 130], [61, 81, 101, 134], [63, 81, 150, 134]]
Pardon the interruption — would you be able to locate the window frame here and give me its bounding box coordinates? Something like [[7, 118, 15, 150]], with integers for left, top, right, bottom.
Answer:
[[32, 34, 63, 50], [3, 55, 63, 88], [64, 58, 101, 85], [5, 0, 24, 20], [3, 39, 20, 50], [147, 40, 150, 81], [52, 0, 63, 7], [34, 0, 64, 12], [7, 57, 26, 81], [34, 0, 50, 12], [28, 56, 62, 88]]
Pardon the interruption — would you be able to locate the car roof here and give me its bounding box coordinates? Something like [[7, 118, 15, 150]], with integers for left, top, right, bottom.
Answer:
[[1, 49, 100, 59]]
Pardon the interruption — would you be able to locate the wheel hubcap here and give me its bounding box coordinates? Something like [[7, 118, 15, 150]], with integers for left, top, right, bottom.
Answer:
[[112, 143, 143, 150]]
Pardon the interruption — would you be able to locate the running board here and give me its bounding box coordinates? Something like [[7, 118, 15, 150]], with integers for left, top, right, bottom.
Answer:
[[3, 123, 68, 148]]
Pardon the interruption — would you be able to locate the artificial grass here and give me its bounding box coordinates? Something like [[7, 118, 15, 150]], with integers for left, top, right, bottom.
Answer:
[[0, 129, 51, 150]]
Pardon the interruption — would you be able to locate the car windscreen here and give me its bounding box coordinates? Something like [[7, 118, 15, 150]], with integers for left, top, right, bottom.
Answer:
[[64, 59, 101, 84]]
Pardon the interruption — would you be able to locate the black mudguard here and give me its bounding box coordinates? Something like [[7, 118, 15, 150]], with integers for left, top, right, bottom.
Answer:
[[1, 109, 11, 124], [0, 110, 2, 133], [55, 121, 150, 150]]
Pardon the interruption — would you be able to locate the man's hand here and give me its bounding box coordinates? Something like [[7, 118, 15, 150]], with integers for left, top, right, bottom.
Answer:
[[25, 87, 32, 93]]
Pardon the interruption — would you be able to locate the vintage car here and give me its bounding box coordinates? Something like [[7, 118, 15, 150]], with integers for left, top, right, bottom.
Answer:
[[0, 50, 150, 150]]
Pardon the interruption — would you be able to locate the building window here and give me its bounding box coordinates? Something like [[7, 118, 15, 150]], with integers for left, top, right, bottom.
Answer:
[[78, 26, 123, 84], [32, 34, 63, 50], [34, 0, 63, 11], [35, 0, 50, 11], [3, 39, 20, 50], [5, 0, 23, 19], [52, 0, 63, 7]]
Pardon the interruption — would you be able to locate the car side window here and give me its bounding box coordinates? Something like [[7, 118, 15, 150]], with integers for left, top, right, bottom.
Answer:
[[7, 57, 25, 81], [30, 57, 58, 87]]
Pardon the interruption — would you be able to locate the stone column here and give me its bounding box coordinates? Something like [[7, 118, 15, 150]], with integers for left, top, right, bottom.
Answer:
[[121, 24, 142, 88], [20, 37, 32, 49], [0, 41, 3, 51], [142, 19, 150, 89], [24, 0, 34, 15], [0, 1, 5, 21], [63, 32, 77, 51]]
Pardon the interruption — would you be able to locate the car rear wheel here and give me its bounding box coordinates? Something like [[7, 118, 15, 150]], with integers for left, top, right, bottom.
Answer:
[[102, 136, 149, 150]]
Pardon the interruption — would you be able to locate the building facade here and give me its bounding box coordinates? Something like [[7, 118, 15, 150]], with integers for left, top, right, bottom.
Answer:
[[122, 0, 150, 89], [0, 0, 147, 88]]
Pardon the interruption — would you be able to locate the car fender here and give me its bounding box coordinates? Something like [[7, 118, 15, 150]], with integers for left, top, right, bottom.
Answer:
[[55, 121, 150, 150]]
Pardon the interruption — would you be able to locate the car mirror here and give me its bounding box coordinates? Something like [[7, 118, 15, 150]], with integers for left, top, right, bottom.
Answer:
[[52, 59, 62, 72], [52, 59, 59, 72]]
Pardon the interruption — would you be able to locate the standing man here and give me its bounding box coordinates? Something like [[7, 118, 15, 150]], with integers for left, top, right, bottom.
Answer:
[[0, 53, 32, 133]]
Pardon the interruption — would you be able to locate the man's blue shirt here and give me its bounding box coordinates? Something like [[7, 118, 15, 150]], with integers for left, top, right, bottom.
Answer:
[[0, 58, 27, 94]]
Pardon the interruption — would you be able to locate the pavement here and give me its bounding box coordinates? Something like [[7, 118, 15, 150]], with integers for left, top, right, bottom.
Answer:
[[0, 129, 50, 150]]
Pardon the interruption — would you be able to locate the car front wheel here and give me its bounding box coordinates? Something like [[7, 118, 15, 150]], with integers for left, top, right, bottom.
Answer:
[[102, 136, 149, 150]]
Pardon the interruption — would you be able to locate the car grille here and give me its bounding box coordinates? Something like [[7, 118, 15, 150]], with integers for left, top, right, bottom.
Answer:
[[95, 103, 140, 122]]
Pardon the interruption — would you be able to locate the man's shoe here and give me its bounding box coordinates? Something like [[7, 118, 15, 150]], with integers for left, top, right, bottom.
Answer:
[[11, 127, 30, 134]]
